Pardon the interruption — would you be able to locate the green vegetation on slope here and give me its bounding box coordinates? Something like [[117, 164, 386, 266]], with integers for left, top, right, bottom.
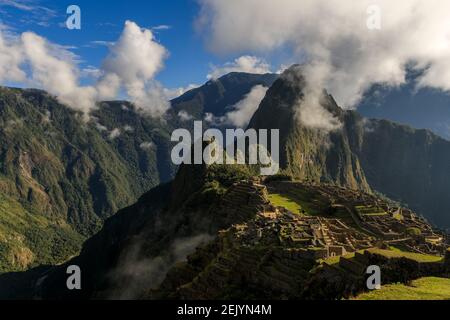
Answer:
[[268, 193, 303, 214], [0, 87, 176, 273], [355, 205, 387, 216], [354, 277, 450, 300], [267, 186, 326, 216], [0, 193, 82, 273], [248, 66, 450, 228], [319, 247, 442, 267], [366, 248, 443, 263], [320, 252, 358, 265]]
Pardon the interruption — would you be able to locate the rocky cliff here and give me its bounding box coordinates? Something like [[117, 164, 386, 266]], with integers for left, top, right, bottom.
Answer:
[[249, 66, 450, 228]]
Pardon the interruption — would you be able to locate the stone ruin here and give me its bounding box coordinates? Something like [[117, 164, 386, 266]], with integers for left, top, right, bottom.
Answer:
[[223, 180, 448, 261]]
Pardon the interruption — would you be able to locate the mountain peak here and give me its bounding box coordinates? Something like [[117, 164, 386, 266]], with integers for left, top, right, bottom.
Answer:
[[247, 64, 342, 135], [171, 72, 278, 118]]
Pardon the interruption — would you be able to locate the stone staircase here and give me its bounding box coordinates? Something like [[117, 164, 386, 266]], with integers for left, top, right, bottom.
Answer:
[[218, 181, 270, 222]]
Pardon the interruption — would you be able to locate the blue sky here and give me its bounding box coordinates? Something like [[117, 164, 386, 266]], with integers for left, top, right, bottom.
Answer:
[[4, 0, 448, 113], [0, 0, 242, 89]]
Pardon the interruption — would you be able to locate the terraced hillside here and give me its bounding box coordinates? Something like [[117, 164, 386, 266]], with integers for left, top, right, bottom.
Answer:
[[354, 277, 450, 300], [6, 163, 447, 300], [0, 72, 278, 273], [2, 66, 450, 299], [249, 65, 450, 228], [152, 179, 449, 300], [0, 87, 176, 272]]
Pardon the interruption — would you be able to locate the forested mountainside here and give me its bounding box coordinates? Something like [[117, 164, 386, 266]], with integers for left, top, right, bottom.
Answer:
[[249, 66, 450, 228], [1, 162, 447, 300], [0, 72, 276, 273]]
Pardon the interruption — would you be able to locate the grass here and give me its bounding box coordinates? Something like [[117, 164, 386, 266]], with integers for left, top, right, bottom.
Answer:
[[366, 248, 443, 263], [355, 205, 387, 216], [320, 247, 443, 267], [285, 188, 324, 215], [268, 193, 303, 215], [354, 277, 450, 300], [267, 186, 323, 216], [393, 212, 404, 221], [0, 193, 83, 273], [320, 252, 357, 265]]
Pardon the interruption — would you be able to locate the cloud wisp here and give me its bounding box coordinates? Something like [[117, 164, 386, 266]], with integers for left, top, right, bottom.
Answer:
[[224, 85, 268, 128], [207, 55, 271, 80], [0, 20, 171, 118], [198, 0, 450, 129]]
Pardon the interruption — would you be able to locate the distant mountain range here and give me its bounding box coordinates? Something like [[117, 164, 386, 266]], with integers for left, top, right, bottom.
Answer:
[[1, 66, 450, 300], [0, 87, 180, 273], [249, 66, 450, 229], [0, 72, 278, 273], [1, 143, 447, 300], [358, 72, 450, 140], [171, 72, 277, 119]]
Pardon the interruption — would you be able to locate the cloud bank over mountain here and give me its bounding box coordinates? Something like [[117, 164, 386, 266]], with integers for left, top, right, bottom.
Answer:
[[198, 0, 450, 110], [0, 20, 170, 117], [101, 21, 170, 117], [224, 84, 268, 128], [207, 55, 271, 80]]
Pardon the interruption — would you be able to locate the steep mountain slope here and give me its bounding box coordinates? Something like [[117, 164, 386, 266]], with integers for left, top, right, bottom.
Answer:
[[2, 164, 447, 300], [248, 66, 370, 192], [170, 72, 278, 120], [0, 163, 257, 299], [358, 72, 450, 140], [0, 87, 175, 272], [248, 66, 450, 228], [0, 72, 278, 273], [2, 68, 450, 299]]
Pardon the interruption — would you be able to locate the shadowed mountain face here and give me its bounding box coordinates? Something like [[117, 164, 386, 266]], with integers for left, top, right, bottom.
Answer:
[[0, 163, 257, 299], [249, 66, 450, 228], [2, 165, 447, 300], [248, 66, 369, 192], [170, 72, 278, 120], [0, 87, 177, 272], [1, 67, 450, 300], [0, 72, 278, 273], [358, 72, 450, 140]]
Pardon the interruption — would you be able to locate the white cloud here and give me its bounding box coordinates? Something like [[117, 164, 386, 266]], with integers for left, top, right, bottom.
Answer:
[[276, 64, 290, 74], [81, 66, 102, 79], [0, 0, 54, 14], [198, 0, 450, 110], [102, 21, 170, 117], [164, 83, 199, 99], [139, 141, 155, 151], [41, 110, 51, 123], [177, 110, 194, 122], [95, 73, 121, 101], [108, 128, 121, 140], [288, 64, 342, 131], [123, 125, 134, 132], [224, 85, 268, 128], [0, 0, 56, 28], [152, 25, 172, 31], [1, 28, 101, 116], [199, 85, 268, 128], [95, 123, 108, 132], [0, 0, 34, 11], [296, 87, 342, 132], [21, 32, 98, 115], [204, 112, 215, 124], [0, 29, 25, 82], [207, 55, 271, 80], [89, 40, 115, 48], [0, 20, 172, 119]]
